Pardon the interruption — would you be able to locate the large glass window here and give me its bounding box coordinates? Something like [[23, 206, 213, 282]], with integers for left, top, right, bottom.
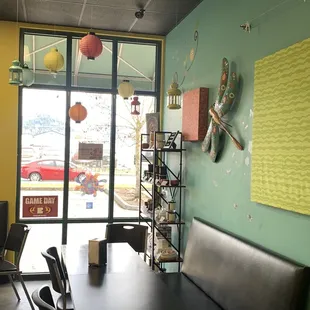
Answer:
[[18, 29, 161, 274], [20, 89, 66, 220], [24, 34, 67, 86], [71, 37, 112, 89], [114, 95, 155, 218], [68, 92, 112, 219], [117, 42, 157, 92]]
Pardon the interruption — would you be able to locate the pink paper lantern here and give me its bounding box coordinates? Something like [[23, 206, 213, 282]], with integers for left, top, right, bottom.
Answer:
[[79, 32, 103, 60]]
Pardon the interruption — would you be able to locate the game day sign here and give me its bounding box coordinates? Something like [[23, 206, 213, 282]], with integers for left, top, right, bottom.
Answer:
[[23, 196, 58, 218]]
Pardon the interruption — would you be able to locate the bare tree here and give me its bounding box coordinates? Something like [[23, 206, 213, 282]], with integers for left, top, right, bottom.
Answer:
[[116, 98, 154, 197], [81, 94, 154, 198]]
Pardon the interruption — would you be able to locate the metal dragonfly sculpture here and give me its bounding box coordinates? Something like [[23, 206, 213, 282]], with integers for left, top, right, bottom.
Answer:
[[202, 58, 243, 162]]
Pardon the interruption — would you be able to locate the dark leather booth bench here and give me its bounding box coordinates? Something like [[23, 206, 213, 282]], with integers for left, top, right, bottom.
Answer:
[[160, 218, 310, 310]]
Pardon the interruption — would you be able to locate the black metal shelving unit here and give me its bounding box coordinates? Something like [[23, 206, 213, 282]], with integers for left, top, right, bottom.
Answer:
[[138, 131, 185, 272]]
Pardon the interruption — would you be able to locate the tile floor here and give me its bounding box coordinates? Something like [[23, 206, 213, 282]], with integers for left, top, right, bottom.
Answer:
[[0, 280, 55, 310]]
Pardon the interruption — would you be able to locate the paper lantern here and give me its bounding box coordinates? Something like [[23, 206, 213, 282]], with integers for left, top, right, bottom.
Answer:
[[69, 102, 87, 123], [9, 60, 23, 85], [22, 64, 34, 87], [79, 32, 103, 60], [44, 48, 64, 73], [167, 82, 181, 109], [118, 80, 134, 100], [131, 96, 141, 115]]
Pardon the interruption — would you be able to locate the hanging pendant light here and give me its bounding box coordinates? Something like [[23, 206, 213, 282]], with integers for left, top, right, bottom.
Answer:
[[9, 60, 23, 85], [44, 48, 64, 74], [69, 102, 88, 123], [131, 96, 141, 115], [22, 64, 34, 87], [167, 81, 182, 109], [79, 32, 103, 60], [118, 80, 134, 100]]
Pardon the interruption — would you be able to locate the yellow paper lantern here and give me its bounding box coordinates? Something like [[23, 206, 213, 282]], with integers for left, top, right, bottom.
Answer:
[[44, 48, 64, 74], [118, 80, 134, 100]]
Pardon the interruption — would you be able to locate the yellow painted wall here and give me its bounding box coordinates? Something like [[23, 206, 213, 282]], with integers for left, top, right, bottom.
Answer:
[[0, 22, 19, 226]]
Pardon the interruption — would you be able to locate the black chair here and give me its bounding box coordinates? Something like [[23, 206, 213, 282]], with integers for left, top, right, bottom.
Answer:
[[32, 285, 56, 310], [106, 223, 148, 260], [41, 247, 73, 310], [0, 223, 35, 310]]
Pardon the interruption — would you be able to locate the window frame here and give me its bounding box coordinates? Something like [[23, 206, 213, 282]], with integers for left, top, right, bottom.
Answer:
[[16, 28, 160, 242]]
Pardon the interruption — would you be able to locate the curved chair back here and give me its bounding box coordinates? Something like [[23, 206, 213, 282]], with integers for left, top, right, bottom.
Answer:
[[32, 285, 56, 310], [106, 223, 148, 253], [41, 251, 65, 296], [46, 246, 66, 281]]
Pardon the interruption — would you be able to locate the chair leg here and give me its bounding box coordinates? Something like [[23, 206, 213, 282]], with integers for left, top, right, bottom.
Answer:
[[8, 274, 21, 301], [18, 274, 35, 310]]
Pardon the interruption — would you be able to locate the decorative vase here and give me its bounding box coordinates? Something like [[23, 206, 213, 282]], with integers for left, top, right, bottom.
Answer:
[[167, 201, 176, 222]]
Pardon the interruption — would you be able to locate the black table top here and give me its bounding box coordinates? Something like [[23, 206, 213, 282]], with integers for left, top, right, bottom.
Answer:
[[61, 243, 151, 275], [69, 272, 187, 310], [61, 243, 189, 310]]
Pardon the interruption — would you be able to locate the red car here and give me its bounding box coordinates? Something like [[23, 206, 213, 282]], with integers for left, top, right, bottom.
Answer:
[[21, 159, 87, 182]]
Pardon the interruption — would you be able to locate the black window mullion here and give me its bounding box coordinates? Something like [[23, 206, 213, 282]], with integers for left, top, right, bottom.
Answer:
[[108, 39, 118, 223], [155, 42, 162, 112], [16, 29, 25, 223], [62, 34, 73, 244]]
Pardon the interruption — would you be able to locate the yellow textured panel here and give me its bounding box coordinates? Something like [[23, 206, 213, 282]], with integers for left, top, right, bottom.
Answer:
[[251, 38, 310, 215]]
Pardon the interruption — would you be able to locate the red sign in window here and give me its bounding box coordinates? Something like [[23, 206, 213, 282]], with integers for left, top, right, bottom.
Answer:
[[23, 196, 58, 218]]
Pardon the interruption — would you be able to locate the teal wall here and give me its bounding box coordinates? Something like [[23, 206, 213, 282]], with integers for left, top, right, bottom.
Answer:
[[164, 0, 310, 266]]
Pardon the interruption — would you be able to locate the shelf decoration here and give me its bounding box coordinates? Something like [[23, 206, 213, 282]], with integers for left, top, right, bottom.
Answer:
[[118, 80, 135, 100], [44, 48, 64, 74], [79, 32, 103, 60], [139, 131, 185, 272], [22, 64, 34, 87], [146, 113, 159, 147], [163, 131, 179, 149], [69, 102, 87, 123], [167, 29, 199, 110], [201, 57, 243, 162], [130, 96, 141, 115], [9, 60, 23, 85]]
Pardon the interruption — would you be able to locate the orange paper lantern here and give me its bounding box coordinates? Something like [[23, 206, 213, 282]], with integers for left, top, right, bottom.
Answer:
[[69, 102, 87, 123], [79, 32, 103, 60]]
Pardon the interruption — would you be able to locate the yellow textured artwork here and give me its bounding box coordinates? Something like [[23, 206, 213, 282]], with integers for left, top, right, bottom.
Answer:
[[251, 38, 310, 215]]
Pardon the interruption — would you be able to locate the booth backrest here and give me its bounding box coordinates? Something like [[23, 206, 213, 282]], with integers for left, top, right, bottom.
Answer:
[[182, 218, 310, 310]]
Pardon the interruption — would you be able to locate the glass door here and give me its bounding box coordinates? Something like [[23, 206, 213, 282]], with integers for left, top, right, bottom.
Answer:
[[19, 88, 66, 272]]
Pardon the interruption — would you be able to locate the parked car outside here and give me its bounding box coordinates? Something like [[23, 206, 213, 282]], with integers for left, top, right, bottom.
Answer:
[[21, 159, 88, 182]]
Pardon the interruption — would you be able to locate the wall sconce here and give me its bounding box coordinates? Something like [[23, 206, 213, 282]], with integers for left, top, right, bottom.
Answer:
[[168, 29, 199, 110], [118, 80, 135, 100], [131, 96, 141, 115], [9, 60, 23, 85], [167, 75, 182, 110], [69, 102, 87, 123]]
